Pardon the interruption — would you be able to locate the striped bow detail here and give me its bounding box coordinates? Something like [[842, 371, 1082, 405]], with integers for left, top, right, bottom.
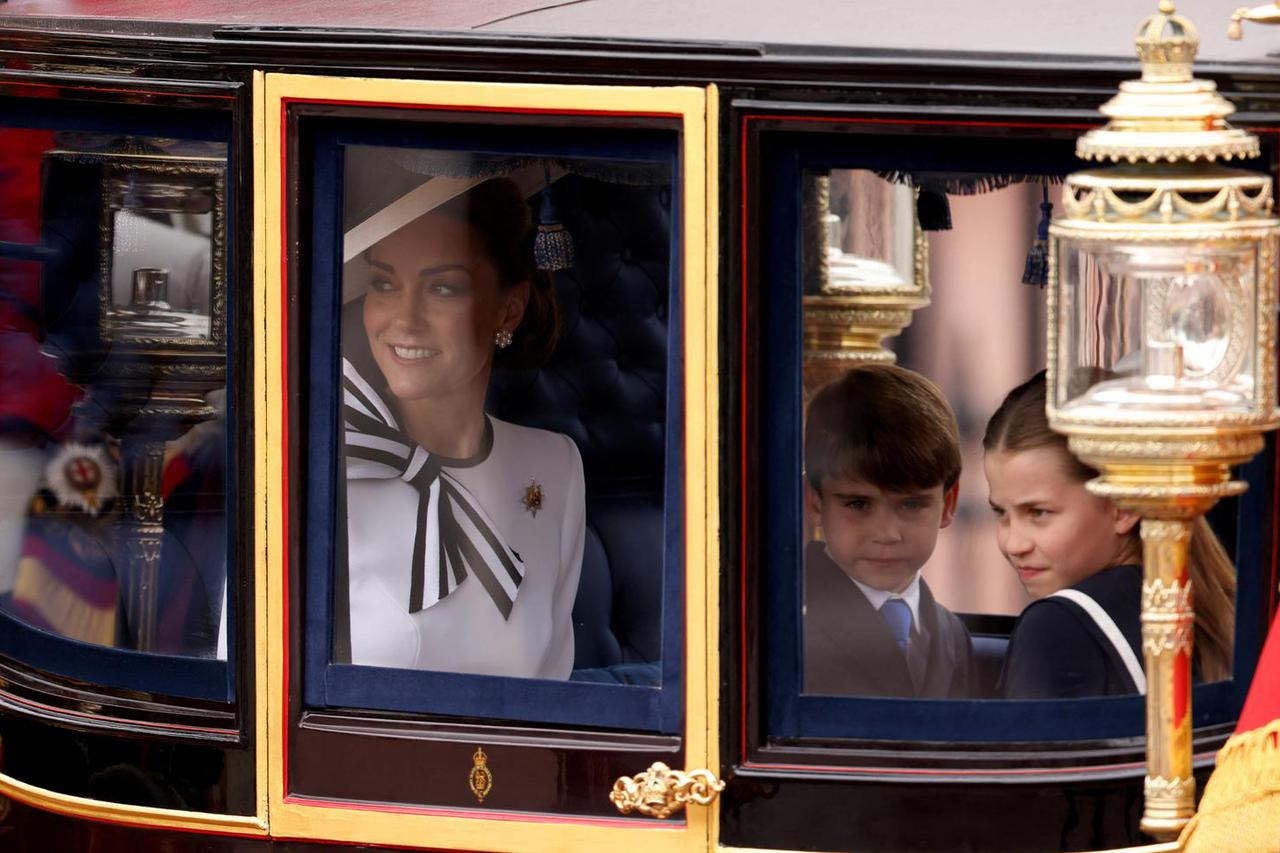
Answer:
[[342, 358, 525, 619]]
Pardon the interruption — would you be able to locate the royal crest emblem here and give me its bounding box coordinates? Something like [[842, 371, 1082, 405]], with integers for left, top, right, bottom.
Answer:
[[46, 443, 117, 516], [469, 746, 494, 803]]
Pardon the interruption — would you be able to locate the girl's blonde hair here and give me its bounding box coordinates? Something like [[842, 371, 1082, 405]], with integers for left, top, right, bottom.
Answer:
[[984, 372, 1235, 682]]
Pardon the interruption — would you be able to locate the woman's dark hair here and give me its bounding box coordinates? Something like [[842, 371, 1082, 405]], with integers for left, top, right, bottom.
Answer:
[[438, 178, 559, 370]]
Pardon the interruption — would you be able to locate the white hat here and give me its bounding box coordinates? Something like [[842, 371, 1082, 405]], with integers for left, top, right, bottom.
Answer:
[[341, 146, 563, 302]]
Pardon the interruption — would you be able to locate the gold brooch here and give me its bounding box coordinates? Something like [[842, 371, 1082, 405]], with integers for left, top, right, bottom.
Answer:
[[522, 481, 543, 517], [469, 746, 493, 803]]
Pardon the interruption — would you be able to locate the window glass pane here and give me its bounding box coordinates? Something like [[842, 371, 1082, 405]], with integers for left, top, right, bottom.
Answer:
[[0, 127, 229, 663], [763, 143, 1252, 742], [306, 128, 681, 732], [801, 166, 1239, 702]]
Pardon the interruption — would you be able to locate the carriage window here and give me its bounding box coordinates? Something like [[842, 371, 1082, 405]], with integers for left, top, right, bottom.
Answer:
[[0, 118, 232, 700], [301, 125, 682, 733], [754, 132, 1262, 744]]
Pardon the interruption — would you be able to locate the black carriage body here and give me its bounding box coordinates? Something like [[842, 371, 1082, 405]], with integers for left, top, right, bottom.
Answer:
[[0, 3, 1277, 852]]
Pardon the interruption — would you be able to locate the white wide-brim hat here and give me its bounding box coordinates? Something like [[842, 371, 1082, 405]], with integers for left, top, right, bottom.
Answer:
[[341, 146, 564, 303]]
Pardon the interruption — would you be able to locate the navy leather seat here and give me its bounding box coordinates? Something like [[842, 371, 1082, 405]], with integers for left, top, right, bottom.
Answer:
[[488, 174, 671, 683], [958, 614, 1015, 698], [970, 634, 1009, 698]]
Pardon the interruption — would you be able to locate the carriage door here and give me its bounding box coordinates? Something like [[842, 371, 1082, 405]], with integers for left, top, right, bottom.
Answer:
[[258, 73, 720, 853]]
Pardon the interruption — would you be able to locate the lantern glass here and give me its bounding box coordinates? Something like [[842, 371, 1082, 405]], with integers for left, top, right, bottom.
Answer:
[[1055, 236, 1260, 417]]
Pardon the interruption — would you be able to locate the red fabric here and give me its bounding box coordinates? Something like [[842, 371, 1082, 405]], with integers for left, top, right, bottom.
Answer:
[[160, 452, 193, 500], [0, 127, 80, 435], [1236, 611, 1280, 733], [19, 527, 118, 607], [1174, 649, 1191, 725]]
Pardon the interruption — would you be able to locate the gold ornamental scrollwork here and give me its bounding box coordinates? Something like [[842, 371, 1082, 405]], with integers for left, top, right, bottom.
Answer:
[[1143, 621, 1195, 657], [803, 307, 916, 326], [1146, 775, 1197, 802], [1142, 577, 1194, 612], [1087, 480, 1247, 506], [1140, 523, 1193, 549], [1062, 175, 1273, 224], [609, 762, 724, 819]]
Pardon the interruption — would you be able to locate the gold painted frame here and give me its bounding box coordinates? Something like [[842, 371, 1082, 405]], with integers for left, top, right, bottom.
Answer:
[[804, 170, 930, 302], [93, 153, 228, 349], [258, 73, 719, 853]]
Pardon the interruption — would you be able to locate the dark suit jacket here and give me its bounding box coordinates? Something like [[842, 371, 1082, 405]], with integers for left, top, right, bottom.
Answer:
[[1001, 564, 1143, 699], [803, 541, 977, 698]]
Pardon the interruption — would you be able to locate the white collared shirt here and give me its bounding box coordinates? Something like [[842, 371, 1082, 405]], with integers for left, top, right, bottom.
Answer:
[[827, 546, 922, 627]]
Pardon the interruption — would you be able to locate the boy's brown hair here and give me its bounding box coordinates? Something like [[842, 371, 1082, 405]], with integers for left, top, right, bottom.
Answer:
[[805, 364, 961, 493]]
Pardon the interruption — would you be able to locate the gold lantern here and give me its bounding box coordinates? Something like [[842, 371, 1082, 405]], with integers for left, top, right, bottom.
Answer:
[[802, 172, 930, 395], [1047, 1, 1279, 839]]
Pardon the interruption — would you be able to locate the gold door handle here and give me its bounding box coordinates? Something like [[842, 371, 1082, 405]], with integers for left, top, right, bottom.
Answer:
[[609, 762, 725, 819]]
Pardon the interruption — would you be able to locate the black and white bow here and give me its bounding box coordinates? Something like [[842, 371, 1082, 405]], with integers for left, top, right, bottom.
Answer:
[[342, 358, 525, 619]]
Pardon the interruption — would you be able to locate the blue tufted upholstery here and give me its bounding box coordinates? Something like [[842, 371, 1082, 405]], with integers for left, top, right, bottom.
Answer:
[[488, 174, 671, 682]]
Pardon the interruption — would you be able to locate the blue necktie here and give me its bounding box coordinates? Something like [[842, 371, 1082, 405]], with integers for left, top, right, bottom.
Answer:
[[880, 598, 912, 654]]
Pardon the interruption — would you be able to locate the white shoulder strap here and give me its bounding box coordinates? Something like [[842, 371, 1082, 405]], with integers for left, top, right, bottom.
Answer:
[[1049, 589, 1147, 695]]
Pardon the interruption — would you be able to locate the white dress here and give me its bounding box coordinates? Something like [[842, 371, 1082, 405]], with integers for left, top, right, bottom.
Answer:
[[346, 416, 585, 680]]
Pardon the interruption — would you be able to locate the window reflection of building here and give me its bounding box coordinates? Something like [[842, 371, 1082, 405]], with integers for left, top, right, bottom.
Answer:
[[896, 183, 1058, 616]]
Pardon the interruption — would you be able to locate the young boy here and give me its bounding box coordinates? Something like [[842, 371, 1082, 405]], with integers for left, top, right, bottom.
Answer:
[[803, 364, 976, 699]]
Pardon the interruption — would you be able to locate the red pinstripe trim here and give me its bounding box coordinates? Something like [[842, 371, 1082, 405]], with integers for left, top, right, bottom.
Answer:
[[280, 95, 293, 792], [738, 121, 750, 763], [741, 748, 1216, 778], [1268, 129, 1280, 624], [283, 793, 670, 829], [739, 114, 1095, 130]]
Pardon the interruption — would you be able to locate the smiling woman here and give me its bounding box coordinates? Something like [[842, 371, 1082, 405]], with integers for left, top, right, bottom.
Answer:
[[341, 175, 584, 679]]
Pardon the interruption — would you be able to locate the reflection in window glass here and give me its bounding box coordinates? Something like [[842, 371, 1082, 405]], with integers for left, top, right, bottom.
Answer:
[[0, 128, 228, 659], [898, 183, 1052, 618], [336, 146, 670, 685]]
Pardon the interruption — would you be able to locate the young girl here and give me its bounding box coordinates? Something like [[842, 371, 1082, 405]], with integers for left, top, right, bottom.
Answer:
[[984, 372, 1235, 699]]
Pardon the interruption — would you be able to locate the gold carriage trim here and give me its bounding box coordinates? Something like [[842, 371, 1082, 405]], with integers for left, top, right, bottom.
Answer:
[[1061, 172, 1274, 225], [469, 747, 494, 804], [1142, 622, 1194, 657], [609, 762, 725, 819], [1146, 774, 1196, 799], [1180, 718, 1280, 851], [1142, 578, 1194, 613]]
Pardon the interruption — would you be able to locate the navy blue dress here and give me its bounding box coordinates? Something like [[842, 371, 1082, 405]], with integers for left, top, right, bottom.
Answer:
[[1001, 564, 1143, 699]]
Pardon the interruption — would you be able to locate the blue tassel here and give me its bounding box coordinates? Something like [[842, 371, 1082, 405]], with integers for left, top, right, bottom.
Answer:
[[1022, 186, 1053, 288], [534, 177, 574, 271]]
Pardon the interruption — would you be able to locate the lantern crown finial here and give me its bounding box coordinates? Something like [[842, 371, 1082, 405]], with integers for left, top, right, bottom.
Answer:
[[1074, 3, 1259, 164], [1136, 1, 1198, 83]]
